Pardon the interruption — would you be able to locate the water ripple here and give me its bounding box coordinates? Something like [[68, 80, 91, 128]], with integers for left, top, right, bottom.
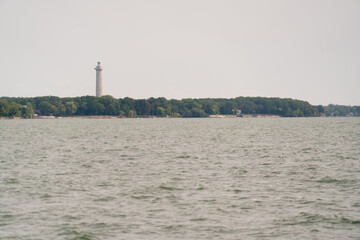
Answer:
[[0, 118, 359, 239]]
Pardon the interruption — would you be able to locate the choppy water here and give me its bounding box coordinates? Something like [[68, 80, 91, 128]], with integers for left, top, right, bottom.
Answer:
[[0, 118, 359, 239]]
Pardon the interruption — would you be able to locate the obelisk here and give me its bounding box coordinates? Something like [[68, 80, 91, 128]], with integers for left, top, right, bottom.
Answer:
[[94, 62, 103, 97]]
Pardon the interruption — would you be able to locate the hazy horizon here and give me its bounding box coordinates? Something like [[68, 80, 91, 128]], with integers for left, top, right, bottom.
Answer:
[[1, 0, 359, 106], [0, 93, 358, 107]]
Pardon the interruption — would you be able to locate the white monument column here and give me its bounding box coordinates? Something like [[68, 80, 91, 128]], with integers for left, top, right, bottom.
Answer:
[[94, 62, 103, 97]]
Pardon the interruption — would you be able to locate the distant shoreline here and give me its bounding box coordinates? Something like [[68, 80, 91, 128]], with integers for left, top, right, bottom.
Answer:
[[0, 95, 324, 118], [1, 115, 358, 120], [1, 95, 359, 118], [0, 114, 335, 120], [209, 114, 281, 118]]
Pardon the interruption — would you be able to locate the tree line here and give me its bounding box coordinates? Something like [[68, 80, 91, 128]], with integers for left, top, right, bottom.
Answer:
[[0, 95, 327, 118], [323, 104, 360, 117]]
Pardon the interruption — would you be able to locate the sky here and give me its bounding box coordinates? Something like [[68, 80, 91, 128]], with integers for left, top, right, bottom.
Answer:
[[0, 0, 359, 106]]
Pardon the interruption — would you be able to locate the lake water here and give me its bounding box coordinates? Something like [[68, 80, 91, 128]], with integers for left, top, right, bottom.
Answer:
[[0, 118, 359, 239]]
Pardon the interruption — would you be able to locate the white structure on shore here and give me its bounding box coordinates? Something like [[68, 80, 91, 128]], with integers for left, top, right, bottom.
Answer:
[[94, 62, 103, 97]]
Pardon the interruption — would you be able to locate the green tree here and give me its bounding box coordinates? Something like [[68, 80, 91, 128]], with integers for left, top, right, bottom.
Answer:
[[96, 103, 105, 115], [220, 102, 236, 114], [190, 108, 207, 117], [135, 99, 150, 116], [8, 102, 21, 117], [105, 103, 118, 115], [86, 101, 98, 115], [100, 95, 120, 115], [172, 112, 180, 117], [65, 102, 77, 115], [77, 101, 87, 115], [21, 102, 34, 118], [155, 107, 166, 117], [128, 110, 136, 118], [0, 99, 10, 116], [54, 102, 66, 116], [38, 101, 58, 115]]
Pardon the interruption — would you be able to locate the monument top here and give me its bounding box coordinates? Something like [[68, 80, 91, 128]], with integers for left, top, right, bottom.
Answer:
[[95, 62, 103, 71]]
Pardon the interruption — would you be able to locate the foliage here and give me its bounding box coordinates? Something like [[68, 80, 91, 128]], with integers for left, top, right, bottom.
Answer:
[[65, 102, 77, 115], [128, 110, 136, 118], [1, 95, 349, 118], [323, 104, 360, 117], [155, 107, 166, 117], [0, 99, 10, 116], [21, 102, 34, 118]]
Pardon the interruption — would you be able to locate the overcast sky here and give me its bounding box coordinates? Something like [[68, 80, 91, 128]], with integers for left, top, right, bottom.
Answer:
[[0, 0, 359, 105]]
